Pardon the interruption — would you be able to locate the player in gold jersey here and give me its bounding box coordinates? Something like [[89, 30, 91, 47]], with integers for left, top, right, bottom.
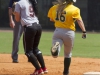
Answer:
[[48, 0, 86, 75]]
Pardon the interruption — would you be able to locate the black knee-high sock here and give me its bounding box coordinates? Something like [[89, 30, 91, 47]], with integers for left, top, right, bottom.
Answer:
[[63, 58, 71, 74], [27, 53, 40, 70], [36, 53, 45, 68]]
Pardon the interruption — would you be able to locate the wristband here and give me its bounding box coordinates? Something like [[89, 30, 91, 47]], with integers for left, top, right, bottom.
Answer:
[[83, 31, 86, 33]]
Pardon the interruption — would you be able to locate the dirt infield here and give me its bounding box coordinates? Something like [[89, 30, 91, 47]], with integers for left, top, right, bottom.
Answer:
[[0, 54, 100, 75]]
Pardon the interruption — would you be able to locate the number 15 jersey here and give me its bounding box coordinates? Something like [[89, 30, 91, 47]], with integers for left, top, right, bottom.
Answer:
[[48, 4, 82, 31]]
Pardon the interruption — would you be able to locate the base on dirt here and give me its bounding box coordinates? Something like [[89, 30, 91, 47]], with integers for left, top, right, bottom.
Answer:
[[83, 72, 100, 75]]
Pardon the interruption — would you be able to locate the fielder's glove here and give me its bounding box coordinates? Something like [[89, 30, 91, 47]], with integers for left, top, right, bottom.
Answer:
[[82, 31, 86, 39]]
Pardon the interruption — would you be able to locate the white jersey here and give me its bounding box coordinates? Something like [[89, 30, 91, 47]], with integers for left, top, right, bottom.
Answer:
[[15, 0, 39, 26]]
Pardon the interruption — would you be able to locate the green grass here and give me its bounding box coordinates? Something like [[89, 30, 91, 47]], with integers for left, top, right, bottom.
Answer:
[[0, 31, 100, 58], [73, 32, 100, 58]]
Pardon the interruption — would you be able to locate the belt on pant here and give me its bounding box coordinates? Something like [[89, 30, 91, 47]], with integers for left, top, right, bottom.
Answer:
[[24, 22, 38, 27]]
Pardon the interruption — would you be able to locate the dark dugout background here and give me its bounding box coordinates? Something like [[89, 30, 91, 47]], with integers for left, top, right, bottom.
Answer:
[[0, 0, 100, 31]]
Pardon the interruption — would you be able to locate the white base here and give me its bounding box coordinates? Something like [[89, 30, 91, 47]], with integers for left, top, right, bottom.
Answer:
[[83, 72, 100, 75]]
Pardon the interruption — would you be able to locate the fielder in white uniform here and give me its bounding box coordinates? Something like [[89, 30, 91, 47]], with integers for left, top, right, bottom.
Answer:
[[14, 0, 48, 75]]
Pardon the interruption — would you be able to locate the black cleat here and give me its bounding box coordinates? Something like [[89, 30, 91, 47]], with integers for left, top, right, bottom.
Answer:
[[12, 60, 19, 63], [51, 42, 60, 58], [28, 59, 30, 62]]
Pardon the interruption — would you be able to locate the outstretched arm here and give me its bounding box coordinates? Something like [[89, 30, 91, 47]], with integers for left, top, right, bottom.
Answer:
[[76, 19, 86, 39]]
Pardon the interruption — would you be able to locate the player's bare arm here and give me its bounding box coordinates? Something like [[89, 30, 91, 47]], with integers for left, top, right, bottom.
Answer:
[[76, 19, 86, 39], [14, 12, 20, 22], [8, 8, 15, 28], [50, 18, 54, 22], [76, 19, 86, 32]]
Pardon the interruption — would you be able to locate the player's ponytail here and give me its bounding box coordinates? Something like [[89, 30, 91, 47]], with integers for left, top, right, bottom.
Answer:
[[53, 0, 72, 15], [29, 0, 38, 16], [53, 0, 68, 15]]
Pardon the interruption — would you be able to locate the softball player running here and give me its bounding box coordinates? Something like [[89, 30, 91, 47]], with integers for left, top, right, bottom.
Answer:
[[48, 0, 86, 75], [8, 0, 23, 63], [14, 0, 48, 75]]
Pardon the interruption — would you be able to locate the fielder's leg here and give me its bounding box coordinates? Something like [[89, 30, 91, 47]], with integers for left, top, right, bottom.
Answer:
[[11, 20, 23, 63], [63, 58, 71, 75]]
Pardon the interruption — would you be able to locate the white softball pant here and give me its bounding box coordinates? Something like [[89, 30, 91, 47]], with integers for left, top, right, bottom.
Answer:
[[52, 28, 75, 58]]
